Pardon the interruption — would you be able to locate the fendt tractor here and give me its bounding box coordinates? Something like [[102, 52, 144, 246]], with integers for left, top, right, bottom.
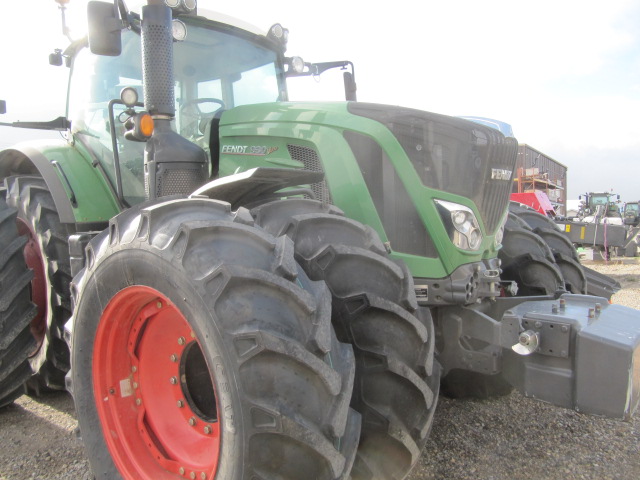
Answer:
[[1, 1, 639, 479]]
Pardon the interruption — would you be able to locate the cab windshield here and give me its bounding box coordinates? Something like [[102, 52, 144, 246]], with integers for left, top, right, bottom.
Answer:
[[590, 195, 609, 206], [68, 21, 284, 205]]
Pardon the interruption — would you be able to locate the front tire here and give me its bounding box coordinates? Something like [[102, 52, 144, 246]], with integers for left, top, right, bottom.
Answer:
[[252, 199, 439, 480], [499, 211, 565, 296], [507, 202, 586, 294], [71, 198, 360, 480]]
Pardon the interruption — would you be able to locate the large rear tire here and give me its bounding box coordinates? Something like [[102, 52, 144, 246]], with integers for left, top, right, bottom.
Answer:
[[4, 176, 72, 391], [71, 198, 360, 480], [0, 195, 38, 407], [252, 199, 439, 480]]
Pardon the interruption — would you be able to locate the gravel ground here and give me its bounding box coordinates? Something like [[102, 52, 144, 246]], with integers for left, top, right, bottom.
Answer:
[[1, 261, 638, 480]]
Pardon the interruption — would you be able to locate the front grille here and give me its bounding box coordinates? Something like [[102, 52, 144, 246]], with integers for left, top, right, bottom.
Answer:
[[482, 136, 518, 232], [348, 103, 518, 234], [287, 145, 332, 203]]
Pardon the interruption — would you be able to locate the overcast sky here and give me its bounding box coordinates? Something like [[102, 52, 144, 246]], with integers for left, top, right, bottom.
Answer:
[[1, 0, 638, 201]]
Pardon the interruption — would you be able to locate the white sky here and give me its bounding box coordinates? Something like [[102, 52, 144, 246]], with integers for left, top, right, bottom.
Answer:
[[1, 0, 638, 201]]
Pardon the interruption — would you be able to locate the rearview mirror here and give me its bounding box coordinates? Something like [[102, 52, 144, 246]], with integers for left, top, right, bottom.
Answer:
[[87, 1, 122, 56], [343, 71, 357, 102]]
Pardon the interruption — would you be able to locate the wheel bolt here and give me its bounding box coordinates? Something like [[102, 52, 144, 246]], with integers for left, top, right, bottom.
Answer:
[[133, 382, 138, 389], [178, 336, 186, 346], [157, 301, 162, 309], [170, 376, 178, 385], [190, 473, 196, 480], [189, 417, 197, 426], [203, 425, 212, 434], [131, 366, 137, 373], [170, 354, 178, 362], [179, 467, 185, 475], [201, 473, 206, 480], [190, 331, 196, 338], [135, 398, 141, 406], [177, 400, 184, 408]]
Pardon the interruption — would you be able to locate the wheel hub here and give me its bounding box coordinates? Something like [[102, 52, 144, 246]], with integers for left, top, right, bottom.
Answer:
[[15, 217, 47, 350], [93, 286, 220, 479]]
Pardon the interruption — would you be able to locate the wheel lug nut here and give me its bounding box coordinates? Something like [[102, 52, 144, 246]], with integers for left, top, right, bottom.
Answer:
[[178, 336, 186, 345], [203, 425, 212, 434], [189, 417, 197, 426], [179, 467, 185, 475], [190, 331, 196, 338], [177, 400, 184, 408], [133, 382, 138, 389], [156, 301, 162, 309], [190, 473, 196, 479], [131, 365, 137, 373], [170, 376, 178, 385], [200, 473, 206, 480], [170, 354, 178, 362], [135, 398, 141, 406]]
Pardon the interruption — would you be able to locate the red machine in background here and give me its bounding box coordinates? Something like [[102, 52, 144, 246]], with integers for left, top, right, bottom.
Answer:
[[511, 191, 556, 217]]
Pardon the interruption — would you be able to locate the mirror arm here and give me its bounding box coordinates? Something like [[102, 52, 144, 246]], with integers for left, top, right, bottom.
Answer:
[[0, 117, 71, 131]]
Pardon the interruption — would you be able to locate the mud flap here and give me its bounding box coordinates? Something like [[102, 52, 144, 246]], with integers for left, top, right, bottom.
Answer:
[[502, 294, 640, 419], [583, 265, 621, 300]]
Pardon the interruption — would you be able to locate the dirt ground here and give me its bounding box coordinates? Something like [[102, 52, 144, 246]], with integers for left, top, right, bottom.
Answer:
[[1, 261, 639, 480]]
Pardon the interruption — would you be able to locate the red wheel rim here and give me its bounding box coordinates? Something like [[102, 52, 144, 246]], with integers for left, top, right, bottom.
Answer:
[[94, 286, 220, 479], [15, 218, 47, 349]]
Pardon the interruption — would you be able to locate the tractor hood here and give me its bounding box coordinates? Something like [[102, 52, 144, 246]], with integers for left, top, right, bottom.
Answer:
[[219, 101, 518, 279]]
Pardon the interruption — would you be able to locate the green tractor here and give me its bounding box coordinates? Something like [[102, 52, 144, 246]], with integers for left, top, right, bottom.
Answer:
[[1, 2, 640, 479], [577, 191, 623, 222], [624, 201, 639, 227]]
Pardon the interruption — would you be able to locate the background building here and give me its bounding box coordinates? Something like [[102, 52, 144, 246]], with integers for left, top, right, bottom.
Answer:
[[512, 144, 568, 215]]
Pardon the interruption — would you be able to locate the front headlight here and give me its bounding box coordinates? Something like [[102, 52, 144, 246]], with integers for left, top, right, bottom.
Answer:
[[435, 199, 483, 251]]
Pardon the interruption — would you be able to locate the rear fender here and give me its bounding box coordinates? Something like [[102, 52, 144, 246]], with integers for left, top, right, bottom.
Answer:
[[0, 140, 120, 226]]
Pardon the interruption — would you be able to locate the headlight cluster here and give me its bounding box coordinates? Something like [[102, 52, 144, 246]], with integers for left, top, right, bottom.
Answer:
[[435, 199, 483, 251]]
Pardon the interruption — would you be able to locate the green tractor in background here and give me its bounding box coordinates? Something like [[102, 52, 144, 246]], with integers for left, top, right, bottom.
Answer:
[[1, 2, 639, 479], [577, 191, 623, 222], [624, 201, 639, 227]]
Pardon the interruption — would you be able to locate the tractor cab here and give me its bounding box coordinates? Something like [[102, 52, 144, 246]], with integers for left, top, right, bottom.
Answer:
[[68, 12, 288, 206]]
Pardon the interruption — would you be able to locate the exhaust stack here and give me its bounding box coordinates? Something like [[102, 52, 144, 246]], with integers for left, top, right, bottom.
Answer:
[[141, 4, 207, 201]]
